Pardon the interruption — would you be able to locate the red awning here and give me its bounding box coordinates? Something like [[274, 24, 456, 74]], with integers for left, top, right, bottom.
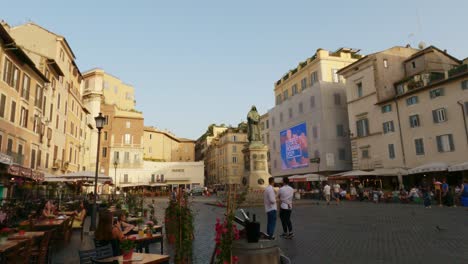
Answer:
[[7, 164, 43, 182]]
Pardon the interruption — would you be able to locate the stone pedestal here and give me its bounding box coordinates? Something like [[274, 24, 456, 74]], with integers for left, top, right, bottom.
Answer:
[[242, 142, 270, 190]]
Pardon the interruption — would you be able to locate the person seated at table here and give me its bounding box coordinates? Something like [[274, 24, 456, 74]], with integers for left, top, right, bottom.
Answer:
[[116, 212, 135, 235], [42, 200, 56, 218], [399, 188, 409, 203], [95, 212, 124, 256], [72, 201, 87, 228]]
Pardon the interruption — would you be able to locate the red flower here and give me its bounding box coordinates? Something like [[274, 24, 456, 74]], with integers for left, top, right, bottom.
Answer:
[[215, 248, 221, 255]]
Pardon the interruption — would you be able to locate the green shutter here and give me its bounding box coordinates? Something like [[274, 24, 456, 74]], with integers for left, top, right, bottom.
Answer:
[[432, 110, 438, 123], [448, 134, 454, 151], [436, 136, 442, 152], [366, 119, 369, 135]]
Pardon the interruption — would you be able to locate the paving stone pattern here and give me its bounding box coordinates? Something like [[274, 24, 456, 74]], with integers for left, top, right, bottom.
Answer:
[[53, 198, 468, 264]]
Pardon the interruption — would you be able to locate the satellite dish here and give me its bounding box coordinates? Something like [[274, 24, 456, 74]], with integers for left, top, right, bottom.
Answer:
[[418, 41, 426, 49]]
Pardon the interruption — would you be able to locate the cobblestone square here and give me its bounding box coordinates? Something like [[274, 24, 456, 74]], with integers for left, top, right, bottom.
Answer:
[[53, 197, 468, 264]]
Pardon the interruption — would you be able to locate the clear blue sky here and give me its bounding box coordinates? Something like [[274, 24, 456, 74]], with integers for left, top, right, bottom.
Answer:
[[2, 0, 467, 139]]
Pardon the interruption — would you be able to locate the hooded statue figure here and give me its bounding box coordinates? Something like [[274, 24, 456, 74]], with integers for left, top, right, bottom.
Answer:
[[247, 106, 261, 142]]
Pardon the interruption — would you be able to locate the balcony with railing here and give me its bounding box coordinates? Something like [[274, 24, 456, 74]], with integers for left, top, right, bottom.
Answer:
[[448, 64, 468, 78], [395, 72, 446, 95], [6, 151, 24, 165]]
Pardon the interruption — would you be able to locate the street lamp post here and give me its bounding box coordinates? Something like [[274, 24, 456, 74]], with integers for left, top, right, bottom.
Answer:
[[90, 112, 106, 231], [113, 160, 118, 195]]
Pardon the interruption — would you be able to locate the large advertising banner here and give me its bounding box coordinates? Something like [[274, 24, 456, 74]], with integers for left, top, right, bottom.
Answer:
[[280, 122, 309, 170]]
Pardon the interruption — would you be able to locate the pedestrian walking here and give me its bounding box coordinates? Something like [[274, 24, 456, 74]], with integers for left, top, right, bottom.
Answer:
[[358, 182, 364, 201], [350, 184, 357, 200], [441, 179, 449, 205], [333, 183, 341, 204], [278, 177, 294, 239], [323, 182, 331, 205], [461, 179, 468, 207], [263, 177, 277, 240], [421, 179, 431, 208]]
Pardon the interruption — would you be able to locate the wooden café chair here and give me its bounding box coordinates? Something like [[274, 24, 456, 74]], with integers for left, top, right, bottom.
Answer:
[[30, 230, 53, 264], [4, 238, 32, 264]]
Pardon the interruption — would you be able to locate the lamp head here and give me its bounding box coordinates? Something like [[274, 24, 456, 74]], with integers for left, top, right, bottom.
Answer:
[[94, 112, 106, 130]]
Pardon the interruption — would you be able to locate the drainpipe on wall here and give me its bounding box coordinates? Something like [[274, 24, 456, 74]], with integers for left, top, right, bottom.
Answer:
[[457, 101, 468, 144], [395, 99, 407, 168]]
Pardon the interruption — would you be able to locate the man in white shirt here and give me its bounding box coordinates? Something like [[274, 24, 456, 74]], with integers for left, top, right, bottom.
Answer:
[[323, 183, 331, 205], [278, 177, 294, 239], [333, 183, 341, 204], [263, 177, 277, 239]]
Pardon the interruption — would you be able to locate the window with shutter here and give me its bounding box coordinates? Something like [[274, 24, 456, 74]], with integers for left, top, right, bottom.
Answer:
[[388, 144, 395, 159], [414, 138, 424, 155], [436, 134, 454, 152]]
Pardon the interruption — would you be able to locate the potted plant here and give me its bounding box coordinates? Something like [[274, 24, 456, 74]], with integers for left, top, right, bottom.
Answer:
[[0, 227, 13, 243], [47, 215, 55, 224], [17, 225, 27, 236], [120, 238, 136, 260]]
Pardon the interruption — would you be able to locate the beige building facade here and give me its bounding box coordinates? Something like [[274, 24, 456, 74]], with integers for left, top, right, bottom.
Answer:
[[268, 48, 360, 177], [204, 125, 248, 185], [259, 113, 271, 174], [0, 23, 49, 183], [8, 22, 93, 175], [82, 69, 144, 187], [143, 127, 195, 162], [339, 45, 468, 178]]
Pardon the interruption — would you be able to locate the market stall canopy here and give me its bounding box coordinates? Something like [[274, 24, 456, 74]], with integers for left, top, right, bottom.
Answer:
[[408, 162, 448, 174], [330, 170, 376, 177], [60, 171, 113, 183], [289, 174, 327, 182], [329, 170, 376, 179], [448, 161, 468, 172], [44, 175, 74, 182], [371, 168, 408, 176], [149, 182, 168, 187], [119, 182, 150, 188]]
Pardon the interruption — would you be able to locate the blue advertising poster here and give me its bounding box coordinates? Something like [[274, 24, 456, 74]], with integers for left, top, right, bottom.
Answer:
[[280, 123, 309, 170]]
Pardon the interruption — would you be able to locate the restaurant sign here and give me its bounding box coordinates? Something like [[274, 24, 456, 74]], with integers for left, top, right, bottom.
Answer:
[[7, 164, 43, 181]]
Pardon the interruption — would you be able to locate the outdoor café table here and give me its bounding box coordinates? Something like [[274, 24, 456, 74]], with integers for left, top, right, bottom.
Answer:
[[126, 233, 164, 254], [0, 238, 29, 263], [99, 253, 169, 264], [59, 211, 76, 216], [8, 231, 45, 240], [0, 239, 25, 253], [132, 225, 163, 233], [33, 216, 69, 229], [127, 217, 143, 224]]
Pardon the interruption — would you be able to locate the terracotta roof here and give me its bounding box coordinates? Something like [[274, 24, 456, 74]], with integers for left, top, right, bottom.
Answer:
[[403, 45, 460, 64]]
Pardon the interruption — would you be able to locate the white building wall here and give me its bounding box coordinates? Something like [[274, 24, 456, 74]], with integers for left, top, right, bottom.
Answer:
[[268, 82, 352, 177], [116, 161, 205, 188]]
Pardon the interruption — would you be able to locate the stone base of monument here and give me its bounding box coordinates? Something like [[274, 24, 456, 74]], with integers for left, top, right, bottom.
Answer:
[[242, 142, 270, 187]]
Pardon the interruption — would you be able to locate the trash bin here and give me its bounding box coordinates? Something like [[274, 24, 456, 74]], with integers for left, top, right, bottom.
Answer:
[[231, 239, 280, 264]]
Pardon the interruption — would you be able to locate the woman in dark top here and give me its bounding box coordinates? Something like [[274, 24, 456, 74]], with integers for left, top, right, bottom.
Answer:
[[95, 212, 124, 256], [117, 213, 135, 235]]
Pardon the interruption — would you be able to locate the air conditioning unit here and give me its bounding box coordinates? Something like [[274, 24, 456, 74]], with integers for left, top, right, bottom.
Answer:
[[413, 75, 421, 82]]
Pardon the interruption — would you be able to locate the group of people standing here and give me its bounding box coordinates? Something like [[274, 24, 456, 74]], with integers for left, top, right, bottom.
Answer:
[[263, 176, 294, 240]]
